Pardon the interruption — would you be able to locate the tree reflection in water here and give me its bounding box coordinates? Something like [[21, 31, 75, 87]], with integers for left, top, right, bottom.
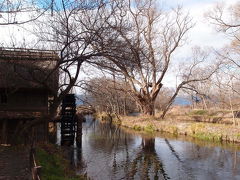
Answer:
[[83, 120, 170, 179], [120, 137, 170, 180], [68, 117, 240, 179], [164, 139, 183, 163]]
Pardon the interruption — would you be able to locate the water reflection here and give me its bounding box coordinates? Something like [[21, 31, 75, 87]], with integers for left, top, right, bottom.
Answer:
[[59, 116, 240, 180], [119, 137, 170, 180]]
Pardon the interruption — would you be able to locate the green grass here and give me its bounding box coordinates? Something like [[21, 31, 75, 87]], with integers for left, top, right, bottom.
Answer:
[[133, 125, 142, 131], [36, 146, 86, 180], [193, 132, 223, 142], [190, 123, 205, 133], [144, 124, 155, 133], [190, 110, 209, 116], [170, 126, 178, 136], [236, 134, 240, 140]]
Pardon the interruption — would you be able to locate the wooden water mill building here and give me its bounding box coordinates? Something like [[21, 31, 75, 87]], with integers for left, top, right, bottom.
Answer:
[[0, 47, 59, 144]]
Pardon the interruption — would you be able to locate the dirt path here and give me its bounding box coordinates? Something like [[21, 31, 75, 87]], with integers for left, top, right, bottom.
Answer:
[[0, 145, 30, 180]]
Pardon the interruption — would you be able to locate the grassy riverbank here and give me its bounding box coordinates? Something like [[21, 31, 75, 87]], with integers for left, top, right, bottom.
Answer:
[[96, 110, 240, 143], [36, 143, 87, 180], [120, 116, 240, 143]]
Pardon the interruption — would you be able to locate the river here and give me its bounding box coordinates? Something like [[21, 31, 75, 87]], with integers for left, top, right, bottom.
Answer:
[[58, 115, 240, 180]]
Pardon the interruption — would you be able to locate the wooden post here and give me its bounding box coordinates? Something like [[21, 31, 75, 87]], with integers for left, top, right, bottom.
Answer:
[[30, 147, 42, 180], [48, 122, 57, 143], [1, 119, 7, 144], [76, 114, 82, 148]]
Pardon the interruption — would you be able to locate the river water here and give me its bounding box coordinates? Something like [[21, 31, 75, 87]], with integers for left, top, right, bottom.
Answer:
[[59, 115, 240, 180]]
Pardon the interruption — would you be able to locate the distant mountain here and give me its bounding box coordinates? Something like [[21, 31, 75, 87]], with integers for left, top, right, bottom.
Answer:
[[75, 94, 191, 106], [75, 94, 85, 105], [173, 97, 191, 106]]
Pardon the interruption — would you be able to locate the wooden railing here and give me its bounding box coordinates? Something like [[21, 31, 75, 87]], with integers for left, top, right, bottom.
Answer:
[[30, 145, 42, 180]]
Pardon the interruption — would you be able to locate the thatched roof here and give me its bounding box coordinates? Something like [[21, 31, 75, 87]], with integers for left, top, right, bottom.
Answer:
[[0, 48, 59, 91]]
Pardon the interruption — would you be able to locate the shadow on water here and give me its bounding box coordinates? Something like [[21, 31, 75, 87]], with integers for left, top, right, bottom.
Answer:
[[57, 115, 240, 180], [117, 137, 170, 180]]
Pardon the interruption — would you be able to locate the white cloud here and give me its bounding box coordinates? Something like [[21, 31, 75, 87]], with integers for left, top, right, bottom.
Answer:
[[166, 0, 238, 61], [162, 0, 239, 87], [0, 12, 39, 48], [1, 0, 239, 90]]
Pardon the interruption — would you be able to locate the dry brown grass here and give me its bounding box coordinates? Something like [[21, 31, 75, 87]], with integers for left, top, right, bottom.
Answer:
[[119, 113, 240, 143]]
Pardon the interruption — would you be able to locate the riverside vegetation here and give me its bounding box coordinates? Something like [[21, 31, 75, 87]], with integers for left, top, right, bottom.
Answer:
[[36, 143, 87, 180], [95, 107, 240, 143]]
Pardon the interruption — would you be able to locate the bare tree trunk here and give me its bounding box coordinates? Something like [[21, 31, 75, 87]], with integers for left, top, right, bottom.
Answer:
[[139, 99, 155, 116], [76, 114, 83, 148], [142, 138, 155, 152], [123, 98, 127, 115], [202, 96, 208, 110], [229, 94, 236, 126]]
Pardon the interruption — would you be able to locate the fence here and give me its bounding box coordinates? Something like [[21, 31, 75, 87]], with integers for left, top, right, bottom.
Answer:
[[30, 145, 42, 180]]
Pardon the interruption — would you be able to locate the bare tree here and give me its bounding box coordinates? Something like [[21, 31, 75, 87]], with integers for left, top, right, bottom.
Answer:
[[207, 2, 240, 70], [206, 2, 240, 117], [155, 87, 173, 112], [206, 2, 240, 32], [31, 0, 115, 116], [17, 0, 109, 136], [160, 47, 220, 118], [84, 77, 136, 115], [84, 0, 220, 118], [0, 0, 52, 25], [86, 0, 193, 116]]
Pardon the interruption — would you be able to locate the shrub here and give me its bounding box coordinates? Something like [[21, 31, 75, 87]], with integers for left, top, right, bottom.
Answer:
[[144, 124, 155, 133]]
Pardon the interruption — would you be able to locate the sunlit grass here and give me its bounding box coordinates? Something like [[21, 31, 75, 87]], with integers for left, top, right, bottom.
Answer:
[[118, 114, 240, 143]]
